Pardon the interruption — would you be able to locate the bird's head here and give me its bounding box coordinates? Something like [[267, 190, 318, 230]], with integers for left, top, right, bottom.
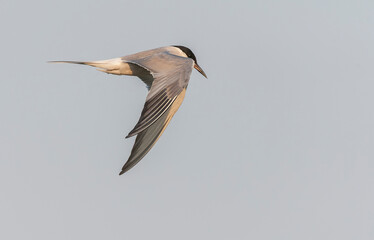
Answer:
[[173, 45, 207, 78]]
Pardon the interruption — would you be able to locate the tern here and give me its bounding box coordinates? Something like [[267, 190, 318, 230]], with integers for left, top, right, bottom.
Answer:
[[50, 45, 207, 175]]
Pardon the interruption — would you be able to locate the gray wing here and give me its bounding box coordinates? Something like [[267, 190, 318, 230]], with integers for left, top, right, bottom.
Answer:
[[119, 52, 193, 175]]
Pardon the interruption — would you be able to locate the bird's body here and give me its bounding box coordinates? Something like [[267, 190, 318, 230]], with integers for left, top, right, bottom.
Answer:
[[50, 46, 207, 175]]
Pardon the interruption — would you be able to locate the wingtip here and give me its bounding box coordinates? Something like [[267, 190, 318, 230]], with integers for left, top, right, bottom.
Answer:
[[125, 132, 136, 138], [119, 166, 130, 175]]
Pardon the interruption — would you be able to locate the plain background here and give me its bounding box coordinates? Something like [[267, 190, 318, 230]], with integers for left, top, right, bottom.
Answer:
[[1, 1, 373, 239]]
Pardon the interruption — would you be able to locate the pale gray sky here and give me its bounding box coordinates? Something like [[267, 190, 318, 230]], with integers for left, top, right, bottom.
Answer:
[[1, 0, 374, 239]]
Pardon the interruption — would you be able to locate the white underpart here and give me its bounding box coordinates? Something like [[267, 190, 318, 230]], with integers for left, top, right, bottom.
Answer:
[[86, 58, 135, 75]]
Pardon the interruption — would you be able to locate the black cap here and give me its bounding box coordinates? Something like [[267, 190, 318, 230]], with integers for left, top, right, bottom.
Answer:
[[173, 45, 197, 63]]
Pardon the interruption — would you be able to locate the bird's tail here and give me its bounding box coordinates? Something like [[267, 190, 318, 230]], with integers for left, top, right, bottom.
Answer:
[[48, 58, 123, 75]]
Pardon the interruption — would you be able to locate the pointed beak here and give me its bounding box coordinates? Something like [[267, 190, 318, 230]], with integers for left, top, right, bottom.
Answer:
[[194, 63, 207, 78]]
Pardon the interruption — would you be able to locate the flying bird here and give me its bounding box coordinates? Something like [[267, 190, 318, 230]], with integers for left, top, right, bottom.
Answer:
[[50, 45, 207, 175]]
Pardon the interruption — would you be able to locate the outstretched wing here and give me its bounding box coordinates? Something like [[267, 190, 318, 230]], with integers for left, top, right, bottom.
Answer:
[[119, 89, 187, 175], [119, 52, 194, 175]]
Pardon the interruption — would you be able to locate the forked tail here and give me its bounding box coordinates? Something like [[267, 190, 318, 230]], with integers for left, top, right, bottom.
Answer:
[[48, 58, 123, 75]]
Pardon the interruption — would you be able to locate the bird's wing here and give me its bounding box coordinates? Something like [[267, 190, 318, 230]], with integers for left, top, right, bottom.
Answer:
[[119, 88, 187, 175], [119, 52, 194, 175]]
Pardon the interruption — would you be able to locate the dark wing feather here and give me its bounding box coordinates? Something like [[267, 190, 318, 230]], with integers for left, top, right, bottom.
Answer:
[[120, 88, 187, 175], [120, 110, 170, 174], [125, 88, 177, 138]]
